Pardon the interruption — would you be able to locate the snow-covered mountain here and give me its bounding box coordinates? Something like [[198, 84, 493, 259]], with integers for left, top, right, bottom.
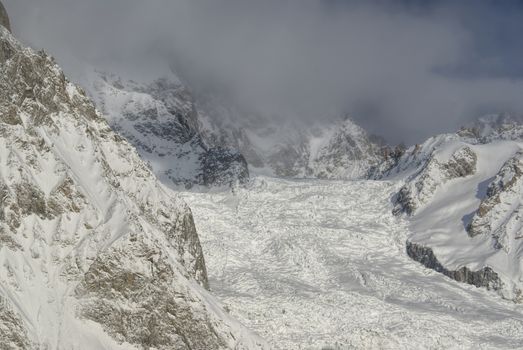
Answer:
[[388, 114, 523, 302], [192, 93, 389, 179], [5, 0, 523, 347], [86, 70, 387, 183], [239, 117, 387, 180], [458, 113, 523, 143], [0, 13, 265, 349], [84, 71, 249, 189]]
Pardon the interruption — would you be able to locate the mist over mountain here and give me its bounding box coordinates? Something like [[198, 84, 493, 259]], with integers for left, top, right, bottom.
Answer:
[[4, 0, 523, 144], [6, 2, 523, 349]]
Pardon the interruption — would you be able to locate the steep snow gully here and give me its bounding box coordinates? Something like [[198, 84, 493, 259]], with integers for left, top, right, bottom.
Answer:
[[181, 177, 523, 350]]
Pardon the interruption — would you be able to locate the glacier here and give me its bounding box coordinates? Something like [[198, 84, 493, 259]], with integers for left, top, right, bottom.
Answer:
[[3, 0, 523, 348], [181, 176, 523, 349]]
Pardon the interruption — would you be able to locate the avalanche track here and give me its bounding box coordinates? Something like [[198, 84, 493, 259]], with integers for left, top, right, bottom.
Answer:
[[180, 177, 523, 349]]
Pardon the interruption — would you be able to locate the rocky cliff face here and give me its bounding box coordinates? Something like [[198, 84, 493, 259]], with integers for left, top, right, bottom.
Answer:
[[406, 242, 503, 291], [88, 73, 249, 188], [0, 21, 265, 350]]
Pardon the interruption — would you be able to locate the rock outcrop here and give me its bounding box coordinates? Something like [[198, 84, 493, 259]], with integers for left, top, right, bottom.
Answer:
[[406, 241, 503, 291], [394, 146, 477, 215], [467, 152, 523, 249]]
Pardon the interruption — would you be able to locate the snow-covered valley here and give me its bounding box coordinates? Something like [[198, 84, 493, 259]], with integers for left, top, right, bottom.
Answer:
[[181, 177, 523, 349]]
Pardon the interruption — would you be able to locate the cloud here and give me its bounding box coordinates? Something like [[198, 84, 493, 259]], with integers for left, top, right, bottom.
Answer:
[[4, 0, 523, 143]]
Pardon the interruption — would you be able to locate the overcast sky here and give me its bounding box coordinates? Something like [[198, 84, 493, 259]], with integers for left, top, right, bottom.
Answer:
[[4, 0, 523, 143]]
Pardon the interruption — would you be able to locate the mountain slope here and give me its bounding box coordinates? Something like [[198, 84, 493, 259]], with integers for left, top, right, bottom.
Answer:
[[388, 115, 523, 301], [87, 72, 249, 188], [82, 68, 387, 183], [0, 19, 265, 350]]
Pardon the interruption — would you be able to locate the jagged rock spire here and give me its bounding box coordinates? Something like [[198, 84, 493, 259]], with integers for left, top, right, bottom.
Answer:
[[0, 1, 10, 32]]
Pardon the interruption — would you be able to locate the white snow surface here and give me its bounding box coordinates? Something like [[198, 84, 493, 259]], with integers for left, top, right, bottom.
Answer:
[[384, 121, 523, 301], [403, 139, 523, 300], [181, 176, 523, 350]]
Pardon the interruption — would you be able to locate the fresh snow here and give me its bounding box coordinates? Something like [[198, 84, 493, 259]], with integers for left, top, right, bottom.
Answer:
[[181, 176, 523, 349], [406, 139, 523, 300]]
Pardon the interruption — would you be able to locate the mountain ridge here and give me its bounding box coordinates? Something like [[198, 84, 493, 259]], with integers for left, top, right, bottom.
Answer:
[[84, 68, 390, 184], [0, 14, 266, 349], [388, 114, 523, 301]]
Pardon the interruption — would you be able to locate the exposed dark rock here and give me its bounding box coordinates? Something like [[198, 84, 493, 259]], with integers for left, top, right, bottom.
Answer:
[[393, 187, 415, 216], [200, 147, 249, 187], [406, 241, 503, 291]]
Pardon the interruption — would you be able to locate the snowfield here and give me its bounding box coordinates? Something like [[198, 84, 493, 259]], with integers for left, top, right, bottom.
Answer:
[[181, 177, 523, 349]]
